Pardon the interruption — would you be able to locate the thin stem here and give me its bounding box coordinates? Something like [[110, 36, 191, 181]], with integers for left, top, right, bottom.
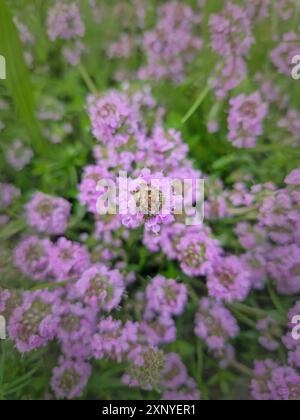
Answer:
[[181, 84, 211, 124], [227, 205, 259, 216], [231, 360, 252, 377], [230, 302, 269, 318], [231, 309, 257, 329], [78, 63, 97, 94]]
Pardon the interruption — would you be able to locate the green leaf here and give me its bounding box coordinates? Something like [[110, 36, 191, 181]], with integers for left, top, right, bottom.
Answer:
[[0, 219, 26, 240], [0, 0, 45, 154], [212, 154, 237, 170], [181, 85, 211, 124]]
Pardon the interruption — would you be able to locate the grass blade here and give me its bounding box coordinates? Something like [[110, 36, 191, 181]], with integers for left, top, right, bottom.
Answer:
[[0, 0, 45, 154]]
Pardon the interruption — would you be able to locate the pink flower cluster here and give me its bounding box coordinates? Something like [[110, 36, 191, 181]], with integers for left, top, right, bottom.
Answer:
[[227, 92, 268, 148], [139, 1, 202, 83], [195, 297, 239, 350], [26, 192, 71, 235], [251, 360, 300, 400], [47, 1, 85, 41], [47, 1, 85, 65], [209, 2, 253, 98]]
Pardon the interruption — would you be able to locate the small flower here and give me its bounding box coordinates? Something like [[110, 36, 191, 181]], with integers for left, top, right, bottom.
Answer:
[[55, 302, 96, 359], [251, 359, 279, 400], [124, 346, 165, 391], [75, 265, 124, 311], [51, 356, 91, 399], [207, 256, 251, 303], [285, 168, 300, 186], [162, 377, 201, 400], [47, 1, 85, 41], [8, 290, 61, 352], [26, 192, 71, 235], [257, 317, 281, 351], [161, 353, 188, 390], [0, 183, 20, 209], [14, 236, 53, 281], [87, 91, 139, 146], [227, 92, 268, 148], [209, 2, 253, 57], [195, 297, 239, 350], [50, 237, 90, 282], [92, 316, 138, 362], [145, 275, 188, 319], [5, 139, 33, 171], [177, 228, 221, 277]]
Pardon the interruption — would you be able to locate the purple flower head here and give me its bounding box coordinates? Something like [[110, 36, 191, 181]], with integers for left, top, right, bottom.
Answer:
[[246, 0, 270, 22], [162, 377, 201, 400], [26, 192, 71, 235], [5, 139, 33, 171], [251, 359, 279, 400], [14, 17, 35, 45], [277, 0, 297, 21], [285, 168, 300, 186], [50, 237, 90, 282], [212, 344, 236, 369], [0, 183, 20, 209], [0, 288, 22, 319], [139, 1, 202, 83], [227, 92, 268, 148], [235, 222, 266, 250], [161, 353, 188, 390], [145, 275, 188, 319], [268, 245, 300, 295], [87, 91, 140, 146], [75, 265, 124, 311], [139, 316, 176, 346], [47, 1, 85, 41], [145, 127, 188, 172], [278, 110, 300, 147], [241, 246, 269, 290], [212, 56, 247, 99], [124, 346, 165, 391], [207, 255, 251, 303], [62, 39, 85, 65], [55, 302, 97, 359], [269, 366, 300, 400], [209, 2, 253, 57], [177, 227, 222, 277], [8, 290, 61, 353], [271, 32, 300, 76], [51, 357, 91, 400], [195, 297, 239, 350], [259, 187, 300, 245], [78, 165, 112, 214], [256, 317, 281, 352], [92, 317, 138, 362], [14, 236, 53, 281], [121, 168, 175, 234]]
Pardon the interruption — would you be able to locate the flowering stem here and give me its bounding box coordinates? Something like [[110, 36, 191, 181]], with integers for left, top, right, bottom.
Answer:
[[78, 63, 97, 94]]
